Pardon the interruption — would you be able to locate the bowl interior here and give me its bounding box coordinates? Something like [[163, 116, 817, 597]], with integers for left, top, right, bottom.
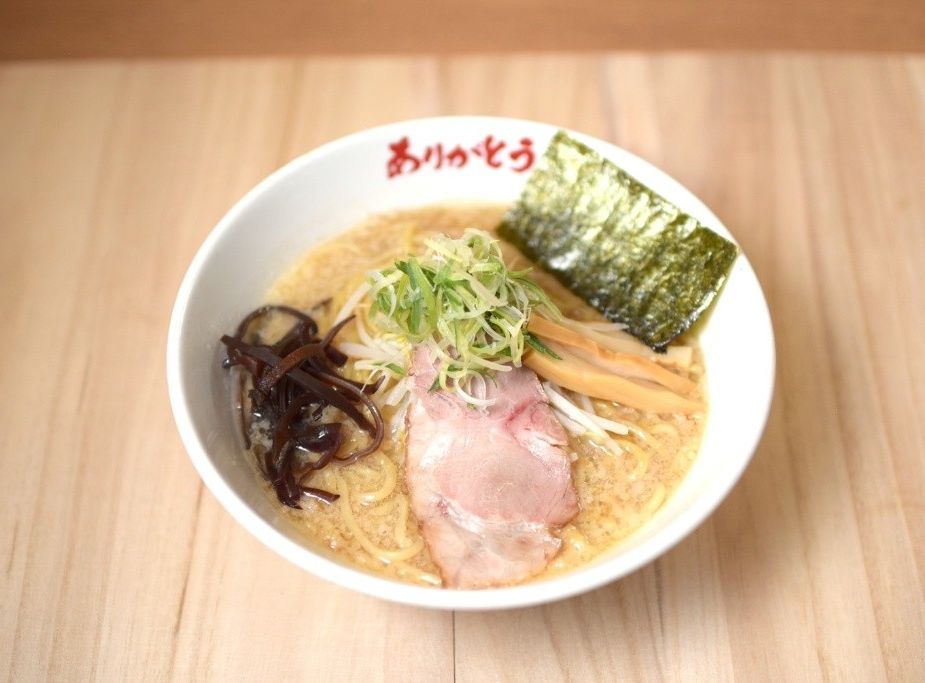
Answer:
[[168, 117, 774, 610]]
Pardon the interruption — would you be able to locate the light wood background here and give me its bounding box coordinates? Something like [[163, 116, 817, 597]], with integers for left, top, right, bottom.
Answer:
[[1, 0, 924, 59], [1, 53, 924, 681]]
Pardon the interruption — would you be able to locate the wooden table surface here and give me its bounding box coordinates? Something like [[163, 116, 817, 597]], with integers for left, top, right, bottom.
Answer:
[[3, 0, 924, 58], [2, 53, 924, 681]]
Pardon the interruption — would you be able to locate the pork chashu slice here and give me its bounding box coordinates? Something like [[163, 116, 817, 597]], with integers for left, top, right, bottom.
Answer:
[[405, 347, 579, 588]]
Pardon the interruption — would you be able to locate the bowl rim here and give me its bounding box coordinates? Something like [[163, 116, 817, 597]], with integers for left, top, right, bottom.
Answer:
[[167, 115, 775, 611]]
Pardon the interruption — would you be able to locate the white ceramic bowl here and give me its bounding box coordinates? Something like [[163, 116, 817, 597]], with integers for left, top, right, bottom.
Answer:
[[167, 116, 774, 610]]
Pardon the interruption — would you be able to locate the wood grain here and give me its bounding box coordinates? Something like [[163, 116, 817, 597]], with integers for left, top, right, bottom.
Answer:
[[1, 1, 925, 60], [1, 53, 924, 681]]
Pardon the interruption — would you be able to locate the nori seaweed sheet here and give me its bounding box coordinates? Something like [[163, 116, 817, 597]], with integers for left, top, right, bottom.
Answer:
[[499, 131, 738, 350]]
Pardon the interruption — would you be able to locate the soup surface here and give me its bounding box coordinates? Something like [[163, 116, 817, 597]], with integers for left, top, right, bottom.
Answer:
[[252, 204, 706, 586]]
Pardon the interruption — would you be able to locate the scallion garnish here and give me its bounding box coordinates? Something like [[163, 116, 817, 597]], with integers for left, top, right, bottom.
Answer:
[[367, 229, 560, 396]]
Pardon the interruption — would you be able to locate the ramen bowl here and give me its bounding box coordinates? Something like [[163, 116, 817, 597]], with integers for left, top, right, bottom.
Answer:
[[166, 116, 774, 610]]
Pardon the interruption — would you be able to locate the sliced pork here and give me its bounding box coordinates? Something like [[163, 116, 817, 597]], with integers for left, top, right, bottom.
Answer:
[[405, 347, 579, 588]]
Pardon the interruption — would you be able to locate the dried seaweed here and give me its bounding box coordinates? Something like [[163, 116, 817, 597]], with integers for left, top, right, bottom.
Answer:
[[499, 131, 738, 349]]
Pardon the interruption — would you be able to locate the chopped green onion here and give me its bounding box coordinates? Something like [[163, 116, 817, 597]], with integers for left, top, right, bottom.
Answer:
[[524, 332, 562, 360], [367, 229, 560, 393]]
